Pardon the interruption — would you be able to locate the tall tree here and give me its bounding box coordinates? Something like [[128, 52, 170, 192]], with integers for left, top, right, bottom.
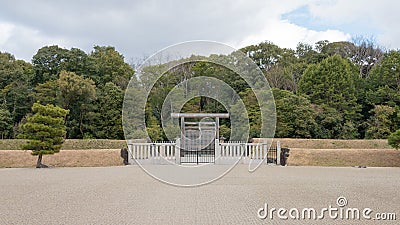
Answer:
[[240, 41, 296, 70], [0, 106, 13, 139], [19, 103, 69, 168], [93, 82, 124, 139], [321, 41, 355, 59], [388, 130, 400, 149], [0, 52, 34, 131], [58, 71, 96, 138], [62, 48, 92, 76], [296, 42, 327, 64], [366, 50, 400, 107], [31, 45, 69, 84], [351, 36, 384, 78], [298, 55, 360, 117], [33, 71, 96, 138], [313, 104, 343, 139], [298, 55, 361, 138], [273, 89, 317, 138], [89, 46, 134, 89], [365, 105, 396, 139]]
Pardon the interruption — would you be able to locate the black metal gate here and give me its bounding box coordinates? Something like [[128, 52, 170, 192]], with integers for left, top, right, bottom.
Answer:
[[180, 141, 215, 164], [180, 123, 216, 164], [267, 146, 277, 164]]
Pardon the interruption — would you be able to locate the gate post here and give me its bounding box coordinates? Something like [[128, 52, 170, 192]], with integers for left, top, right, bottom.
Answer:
[[215, 138, 220, 164], [127, 140, 134, 165], [175, 138, 181, 164], [276, 141, 281, 165]]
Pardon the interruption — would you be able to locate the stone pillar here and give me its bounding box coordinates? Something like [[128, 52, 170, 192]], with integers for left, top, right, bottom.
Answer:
[[215, 138, 220, 164], [127, 140, 134, 165], [175, 138, 181, 164], [216, 117, 220, 140], [276, 141, 281, 165]]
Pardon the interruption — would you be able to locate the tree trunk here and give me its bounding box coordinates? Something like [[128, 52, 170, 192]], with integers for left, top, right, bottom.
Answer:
[[36, 154, 43, 168]]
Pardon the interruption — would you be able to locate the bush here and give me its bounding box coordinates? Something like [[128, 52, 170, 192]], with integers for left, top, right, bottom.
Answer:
[[388, 130, 400, 149]]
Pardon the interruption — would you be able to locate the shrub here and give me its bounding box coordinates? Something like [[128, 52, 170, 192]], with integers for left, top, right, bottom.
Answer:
[[388, 130, 400, 150]]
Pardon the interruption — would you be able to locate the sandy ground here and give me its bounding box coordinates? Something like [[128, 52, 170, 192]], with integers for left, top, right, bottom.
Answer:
[[0, 165, 399, 224]]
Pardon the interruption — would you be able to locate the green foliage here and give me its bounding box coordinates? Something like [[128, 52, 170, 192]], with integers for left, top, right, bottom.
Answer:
[[298, 55, 361, 138], [30, 45, 134, 139], [32, 80, 58, 105], [219, 124, 231, 140], [239, 89, 261, 138], [19, 103, 69, 155], [273, 89, 317, 138], [296, 42, 327, 64], [1, 40, 398, 141], [0, 52, 34, 135], [299, 55, 359, 112], [365, 105, 396, 139], [59, 71, 96, 138], [320, 41, 355, 58], [58, 70, 96, 110], [93, 82, 124, 139], [388, 130, 400, 149], [366, 50, 400, 107], [146, 113, 164, 142], [0, 106, 13, 139], [241, 42, 300, 92], [313, 104, 343, 139], [241, 41, 297, 69], [89, 46, 134, 89], [33, 71, 96, 138], [32, 45, 69, 84]]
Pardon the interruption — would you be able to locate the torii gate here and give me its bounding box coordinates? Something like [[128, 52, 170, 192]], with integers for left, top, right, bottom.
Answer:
[[171, 113, 229, 164]]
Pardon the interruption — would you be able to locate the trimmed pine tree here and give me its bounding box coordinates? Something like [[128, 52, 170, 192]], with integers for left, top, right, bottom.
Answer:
[[19, 103, 69, 168]]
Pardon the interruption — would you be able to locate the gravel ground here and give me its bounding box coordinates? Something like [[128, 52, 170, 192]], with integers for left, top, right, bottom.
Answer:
[[0, 165, 399, 224]]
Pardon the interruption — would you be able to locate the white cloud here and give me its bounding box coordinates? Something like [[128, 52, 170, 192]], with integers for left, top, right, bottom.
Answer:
[[0, 22, 71, 60], [232, 18, 350, 49], [307, 0, 400, 48], [0, 0, 398, 61], [0, 23, 14, 46]]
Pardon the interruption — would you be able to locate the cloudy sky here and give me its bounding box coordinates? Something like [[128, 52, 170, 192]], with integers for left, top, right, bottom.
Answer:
[[0, 0, 399, 62]]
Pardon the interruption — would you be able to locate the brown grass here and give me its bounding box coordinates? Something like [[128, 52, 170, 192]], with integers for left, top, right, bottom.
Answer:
[[288, 148, 400, 167], [0, 138, 399, 168], [254, 138, 392, 149], [0, 139, 127, 150], [0, 149, 123, 168]]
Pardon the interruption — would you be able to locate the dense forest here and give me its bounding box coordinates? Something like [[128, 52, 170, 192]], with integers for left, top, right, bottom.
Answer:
[[0, 39, 399, 140]]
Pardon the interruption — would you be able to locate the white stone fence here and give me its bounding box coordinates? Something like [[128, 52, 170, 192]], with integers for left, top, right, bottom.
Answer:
[[127, 139, 281, 165]]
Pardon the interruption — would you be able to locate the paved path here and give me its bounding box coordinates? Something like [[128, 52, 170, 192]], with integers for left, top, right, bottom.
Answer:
[[0, 165, 399, 224]]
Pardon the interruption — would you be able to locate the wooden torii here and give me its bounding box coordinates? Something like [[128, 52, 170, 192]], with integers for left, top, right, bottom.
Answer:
[[170, 113, 229, 140]]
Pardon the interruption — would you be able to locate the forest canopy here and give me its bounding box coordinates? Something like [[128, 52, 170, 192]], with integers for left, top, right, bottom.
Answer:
[[0, 39, 399, 140]]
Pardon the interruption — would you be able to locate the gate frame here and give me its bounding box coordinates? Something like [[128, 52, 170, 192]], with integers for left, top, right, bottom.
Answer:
[[171, 113, 229, 164]]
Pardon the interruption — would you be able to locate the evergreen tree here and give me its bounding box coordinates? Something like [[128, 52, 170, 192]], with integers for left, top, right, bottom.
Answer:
[[366, 50, 400, 107], [388, 130, 400, 150], [365, 105, 396, 139], [298, 55, 361, 138], [94, 82, 124, 139], [273, 89, 317, 138], [19, 103, 69, 168], [0, 106, 13, 139]]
